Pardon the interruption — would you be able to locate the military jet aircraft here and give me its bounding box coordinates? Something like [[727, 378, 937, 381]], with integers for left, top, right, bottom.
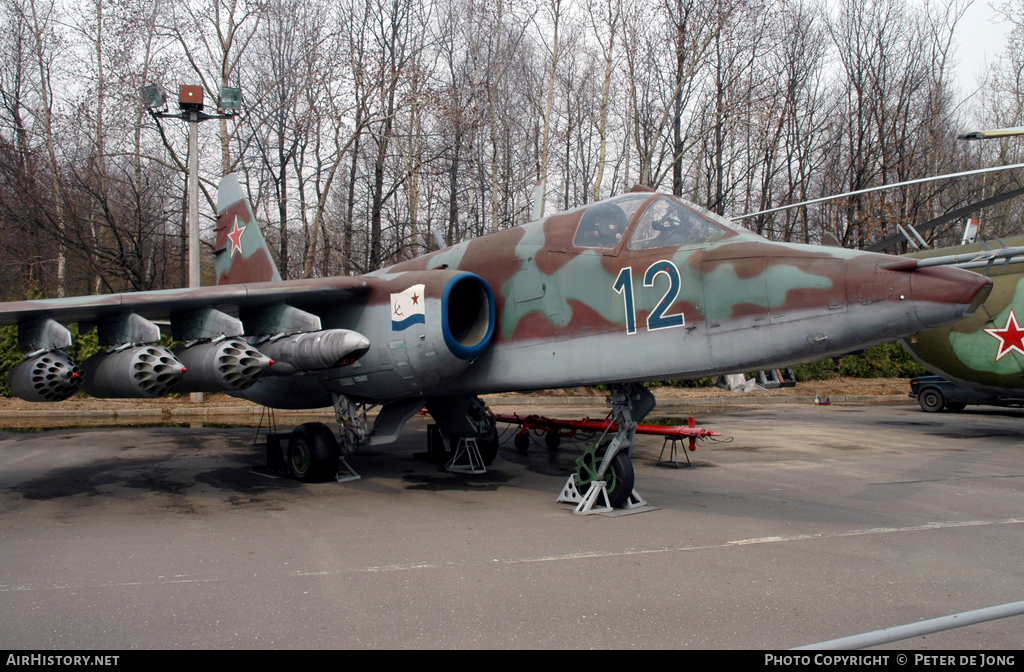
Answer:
[[0, 175, 991, 506], [854, 127, 1024, 405], [897, 236, 1024, 400]]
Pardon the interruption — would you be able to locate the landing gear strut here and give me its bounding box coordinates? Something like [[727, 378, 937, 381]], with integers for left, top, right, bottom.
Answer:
[[332, 392, 371, 453], [557, 383, 655, 513]]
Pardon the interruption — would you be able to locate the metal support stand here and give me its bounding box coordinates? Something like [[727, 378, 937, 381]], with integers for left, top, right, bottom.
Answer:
[[446, 437, 487, 474], [557, 474, 611, 514], [557, 474, 650, 515], [620, 489, 648, 509], [657, 437, 692, 468], [253, 407, 285, 473], [557, 475, 584, 503], [336, 456, 361, 483], [577, 481, 614, 514]]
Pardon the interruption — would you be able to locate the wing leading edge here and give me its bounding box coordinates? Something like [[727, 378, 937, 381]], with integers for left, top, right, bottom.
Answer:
[[0, 277, 372, 328]]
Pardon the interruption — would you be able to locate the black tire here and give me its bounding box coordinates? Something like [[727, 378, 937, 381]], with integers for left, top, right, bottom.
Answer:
[[918, 388, 945, 413], [514, 431, 530, 453], [945, 402, 967, 412], [477, 425, 499, 465], [544, 431, 561, 451], [605, 452, 635, 508], [288, 423, 341, 482], [577, 449, 635, 508]]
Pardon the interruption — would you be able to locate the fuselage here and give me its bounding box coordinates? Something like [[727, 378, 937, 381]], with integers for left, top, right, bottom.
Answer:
[[239, 192, 991, 407]]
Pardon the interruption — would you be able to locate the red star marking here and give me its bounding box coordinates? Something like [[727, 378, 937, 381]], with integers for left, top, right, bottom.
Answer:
[[411, 293, 419, 306], [227, 217, 245, 256], [984, 309, 1024, 361]]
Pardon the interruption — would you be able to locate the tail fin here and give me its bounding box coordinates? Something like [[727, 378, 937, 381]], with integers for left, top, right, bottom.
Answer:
[[214, 173, 282, 285]]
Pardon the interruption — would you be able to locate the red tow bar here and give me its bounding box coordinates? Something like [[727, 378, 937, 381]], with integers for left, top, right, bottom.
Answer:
[[493, 413, 720, 452]]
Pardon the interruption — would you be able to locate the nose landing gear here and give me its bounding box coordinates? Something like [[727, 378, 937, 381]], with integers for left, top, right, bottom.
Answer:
[[556, 383, 656, 514]]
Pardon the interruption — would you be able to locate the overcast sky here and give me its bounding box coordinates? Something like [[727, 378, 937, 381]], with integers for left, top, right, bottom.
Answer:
[[951, 0, 1012, 99]]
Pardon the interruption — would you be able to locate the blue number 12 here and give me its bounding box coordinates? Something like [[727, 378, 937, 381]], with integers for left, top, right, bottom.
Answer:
[[614, 261, 686, 334]]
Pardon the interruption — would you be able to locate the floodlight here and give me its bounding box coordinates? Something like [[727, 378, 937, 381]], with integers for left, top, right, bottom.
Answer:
[[218, 86, 242, 112], [141, 83, 167, 110]]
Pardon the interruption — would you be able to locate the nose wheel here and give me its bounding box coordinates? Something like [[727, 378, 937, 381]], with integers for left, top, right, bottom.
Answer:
[[575, 445, 635, 508]]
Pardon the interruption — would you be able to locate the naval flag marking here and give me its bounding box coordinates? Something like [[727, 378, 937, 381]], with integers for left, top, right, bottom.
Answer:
[[392, 284, 426, 331]]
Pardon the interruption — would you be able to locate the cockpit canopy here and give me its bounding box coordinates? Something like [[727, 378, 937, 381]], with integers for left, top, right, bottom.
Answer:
[[572, 193, 732, 250], [572, 194, 648, 248]]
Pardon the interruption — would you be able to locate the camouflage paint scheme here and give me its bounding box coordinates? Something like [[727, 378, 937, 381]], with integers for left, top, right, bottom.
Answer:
[[901, 235, 1024, 396], [214, 174, 282, 285], [0, 181, 991, 416]]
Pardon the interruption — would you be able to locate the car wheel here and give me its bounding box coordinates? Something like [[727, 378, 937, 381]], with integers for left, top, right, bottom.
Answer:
[[919, 388, 945, 413]]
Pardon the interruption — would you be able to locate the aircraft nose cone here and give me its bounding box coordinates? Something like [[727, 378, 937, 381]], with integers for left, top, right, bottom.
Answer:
[[910, 265, 992, 328]]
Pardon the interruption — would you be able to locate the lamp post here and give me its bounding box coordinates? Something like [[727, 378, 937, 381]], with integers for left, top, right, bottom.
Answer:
[[141, 83, 241, 290], [141, 84, 241, 402]]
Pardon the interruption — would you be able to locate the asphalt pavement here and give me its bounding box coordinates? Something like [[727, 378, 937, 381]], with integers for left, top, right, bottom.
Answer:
[[0, 401, 1021, 649]]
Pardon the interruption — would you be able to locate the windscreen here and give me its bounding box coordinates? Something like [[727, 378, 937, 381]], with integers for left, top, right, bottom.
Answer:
[[628, 197, 729, 250]]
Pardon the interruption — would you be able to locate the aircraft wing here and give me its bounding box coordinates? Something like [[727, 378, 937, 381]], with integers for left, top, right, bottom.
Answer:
[[0, 261, 497, 407], [0, 277, 372, 328]]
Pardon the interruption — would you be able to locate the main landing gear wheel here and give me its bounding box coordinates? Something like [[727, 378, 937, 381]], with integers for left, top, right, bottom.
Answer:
[[477, 424, 499, 465], [575, 445, 635, 508], [919, 388, 945, 413], [289, 422, 341, 482]]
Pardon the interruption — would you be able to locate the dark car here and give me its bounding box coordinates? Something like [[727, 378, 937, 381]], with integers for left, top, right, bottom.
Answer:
[[909, 375, 1024, 412]]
